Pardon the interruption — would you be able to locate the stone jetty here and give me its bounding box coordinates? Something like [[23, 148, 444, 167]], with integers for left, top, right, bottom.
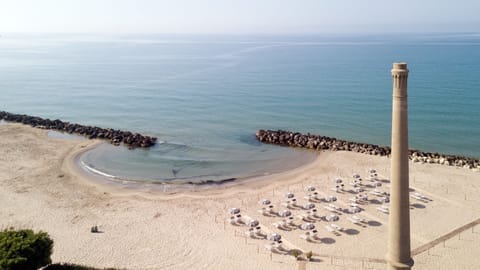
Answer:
[[256, 129, 480, 171], [0, 111, 157, 149]]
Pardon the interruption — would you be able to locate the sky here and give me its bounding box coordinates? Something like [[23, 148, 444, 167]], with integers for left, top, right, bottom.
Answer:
[[1, 0, 479, 34]]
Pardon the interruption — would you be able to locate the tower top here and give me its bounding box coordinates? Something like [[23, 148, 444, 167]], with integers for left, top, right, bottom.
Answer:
[[392, 62, 408, 71]]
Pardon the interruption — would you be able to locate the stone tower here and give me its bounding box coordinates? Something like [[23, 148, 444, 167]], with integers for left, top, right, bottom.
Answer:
[[387, 62, 414, 270]]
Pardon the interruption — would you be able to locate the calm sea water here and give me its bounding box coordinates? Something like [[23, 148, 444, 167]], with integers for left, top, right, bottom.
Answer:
[[1, 33, 479, 183]]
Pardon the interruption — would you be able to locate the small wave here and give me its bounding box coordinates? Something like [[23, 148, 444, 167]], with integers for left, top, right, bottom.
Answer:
[[81, 161, 117, 179]]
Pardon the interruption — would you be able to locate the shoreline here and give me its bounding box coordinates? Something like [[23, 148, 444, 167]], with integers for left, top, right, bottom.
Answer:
[[68, 136, 321, 195], [67, 132, 317, 193]]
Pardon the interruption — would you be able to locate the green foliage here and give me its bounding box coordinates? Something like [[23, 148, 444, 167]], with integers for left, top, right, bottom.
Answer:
[[306, 250, 313, 260], [291, 249, 300, 258], [44, 263, 123, 270], [0, 228, 53, 270]]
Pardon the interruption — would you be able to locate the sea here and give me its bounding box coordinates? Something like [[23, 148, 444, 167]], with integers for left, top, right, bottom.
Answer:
[[1, 33, 479, 184]]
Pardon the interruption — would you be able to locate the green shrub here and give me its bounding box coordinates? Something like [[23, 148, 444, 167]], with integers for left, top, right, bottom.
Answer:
[[306, 250, 313, 260], [0, 228, 53, 270], [44, 263, 123, 270]]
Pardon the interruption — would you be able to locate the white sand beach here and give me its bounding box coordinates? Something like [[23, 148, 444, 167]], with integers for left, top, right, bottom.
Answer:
[[1, 123, 479, 270]]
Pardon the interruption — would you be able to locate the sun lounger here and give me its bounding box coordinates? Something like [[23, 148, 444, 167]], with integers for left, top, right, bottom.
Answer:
[[352, 215, 366, 223], [228, 216, 245, 226], [369, 190, 387, 197], [323, 205, 337, 212], [324, 224, 341, 236], [264, 243, 288, 254], [328, 204, 342, 211], [411, 192, 429, 201], [330, 224, 344, 231], [377, 205, 389, 214], [348, 217, 362, 224]]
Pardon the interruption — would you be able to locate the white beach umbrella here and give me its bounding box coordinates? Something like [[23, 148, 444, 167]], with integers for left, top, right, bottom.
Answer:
[[278, 210, 292, 217], [326, 214, 339, 222], [304, 203, 316, 210], [248, 219, 259, 227], [285, 192, 295, 199], [349, 206, 361, 213], [335, 178, 343, 184], [229, 208, 240, 215], [325, 195, 337, 202], [305, 186, 316, 192], [300, 223, 315, 230], [352, 173, 361, 179], [260, 199, 271, 205], [268, 233, 282, 242], [368, 169, 377, 174]]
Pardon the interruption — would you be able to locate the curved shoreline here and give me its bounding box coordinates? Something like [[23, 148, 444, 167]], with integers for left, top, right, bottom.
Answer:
[[66, 137, 320, 195]]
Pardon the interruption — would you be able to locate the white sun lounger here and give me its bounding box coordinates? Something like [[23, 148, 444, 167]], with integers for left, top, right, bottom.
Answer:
[[325, 225, 336, 232], [330, 224, 344, 231], [411, 192, 429, 201], [328, 204, 342, 211], [377, 205, 389, 214], [348, 217, 361, 224], [352, 215, 366, 223], [323, 205, 337, 212]]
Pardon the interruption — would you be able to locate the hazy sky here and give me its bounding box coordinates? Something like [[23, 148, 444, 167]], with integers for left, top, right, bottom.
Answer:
[[1, 0, 479, 34]]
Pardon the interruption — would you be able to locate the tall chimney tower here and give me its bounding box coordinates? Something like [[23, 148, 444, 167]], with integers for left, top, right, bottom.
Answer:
[[387, 63, 414, 270]]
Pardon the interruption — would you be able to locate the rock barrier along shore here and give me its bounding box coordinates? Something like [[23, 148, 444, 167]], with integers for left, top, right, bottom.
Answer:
[[0, 111, 157, 149], [256, 129, 480, 171]]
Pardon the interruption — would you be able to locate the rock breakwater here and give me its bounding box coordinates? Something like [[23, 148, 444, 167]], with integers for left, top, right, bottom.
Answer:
[[256, 129, 480, 171], [0, 111, 157, 149]]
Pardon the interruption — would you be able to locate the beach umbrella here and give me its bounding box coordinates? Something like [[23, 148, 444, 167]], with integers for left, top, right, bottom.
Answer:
[[326, 214, 339, 222], [260, 199, 271, 205], [248, 219, 259, 227], [278, 210, 292, 217], [268, 233, 282, 242], [335, 178, 343, 183], [368, 169, 377, 174], [325, 195, 337, 202], [348, 206, 361, 214], [300, 223, 315, 230], [352, 173, 361, 179], [305, 186, 316, 192], [229, 208, 240, 215], [285, 192, 295, 199], [304, 203, 316, 210]]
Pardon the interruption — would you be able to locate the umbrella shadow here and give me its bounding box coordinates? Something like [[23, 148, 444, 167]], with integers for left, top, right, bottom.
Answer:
[[368, 220, 382, 227], [411, 203, 426, 209], [369, 199, 383, 205], [343, 228, 360, 235], [319, 237, 336, 244]]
